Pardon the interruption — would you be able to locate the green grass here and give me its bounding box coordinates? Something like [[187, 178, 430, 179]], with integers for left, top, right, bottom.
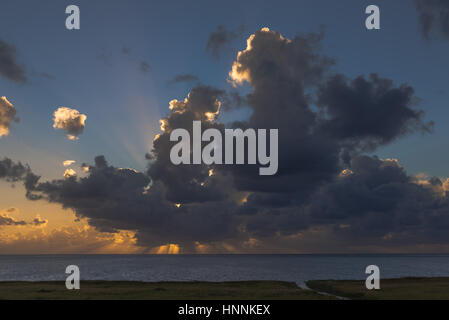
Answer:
[[306, 277, 449, 300], [0, 280, 335, 300]]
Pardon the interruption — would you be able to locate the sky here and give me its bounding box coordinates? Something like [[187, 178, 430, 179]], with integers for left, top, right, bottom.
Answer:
[[1, 0, 449, 254]]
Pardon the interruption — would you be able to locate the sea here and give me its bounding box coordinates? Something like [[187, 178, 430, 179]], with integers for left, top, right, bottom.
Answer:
[[1, 254, 448, 286]]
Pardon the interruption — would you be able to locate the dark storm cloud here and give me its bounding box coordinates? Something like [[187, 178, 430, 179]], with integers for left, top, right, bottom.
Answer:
[[222, 90, 247, 110], [167, 73, 199, 85], [218, 28, 437, 245], [0, 157, 34, 182], [206, 25, 245, 58], [26, 155, 158, 233], [415, 0, 449, 40], [304, 155, 449, 245], [223, 29, 339, 196], [224, 28, 429, 195], [148, 85, 229, 204], [24, 155, 237, 247], [0, 38, 27, 83], [0, 157, 41, 200], [239, 155, 449, 247], [317, 73, 434, 150], [4, 28, 444, 252]]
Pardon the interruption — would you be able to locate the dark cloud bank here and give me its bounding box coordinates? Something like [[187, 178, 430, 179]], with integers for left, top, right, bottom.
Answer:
[[415, 0, 449, 40], [2, 28, 447, 252], [0, 38, 27, 83]]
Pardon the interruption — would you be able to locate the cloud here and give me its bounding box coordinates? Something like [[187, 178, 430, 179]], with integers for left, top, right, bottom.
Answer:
[[63, 168, 77, 178], [167, 73, 199, 85], [301, 155, 449, 246], [0, 157, 41, 201], [317, 73, 434, 150], [0, 38, 27, 83], [63, 160, 76, 167], [415, 0, 449, 40], [0, 157, 36, 184], [0, 226, 143, 254], [53, 107, 87, 140], [229, 27, 333, 87], [3, 28, 445, 253], [0, 96, 18, 138], [148, 85, 230, 204], [22, 155, 237, 248], [0, 213, 26, 226], [0, 208, 47, 228], [31, 215, 48, 227], [206, 25, 245, 58]]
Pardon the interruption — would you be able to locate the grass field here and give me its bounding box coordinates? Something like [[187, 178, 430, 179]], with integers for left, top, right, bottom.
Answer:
[[0, 280, 335, 300], [2, 278, 448, 299], [306, 277, 449, 300]]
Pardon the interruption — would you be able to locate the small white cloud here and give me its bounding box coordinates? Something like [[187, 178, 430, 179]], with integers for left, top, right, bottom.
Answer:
[[53, 107, 86, 140]]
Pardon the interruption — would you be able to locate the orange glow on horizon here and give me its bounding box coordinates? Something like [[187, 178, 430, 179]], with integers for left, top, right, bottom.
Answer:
[[155, 243, 180, 254]]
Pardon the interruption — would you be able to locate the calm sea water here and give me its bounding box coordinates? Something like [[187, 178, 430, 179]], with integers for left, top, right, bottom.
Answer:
[[0, 254, 448, 285]]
